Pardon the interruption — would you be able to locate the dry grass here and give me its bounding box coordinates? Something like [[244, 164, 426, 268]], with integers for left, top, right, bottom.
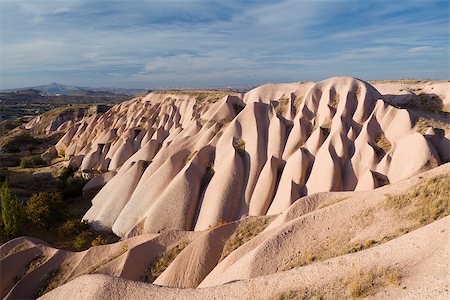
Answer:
[[329, 93, 339, 109], [184, 150, 198, 165], [276, 97, 290, 116], [317, 196, 350, 209], [35, 262, 72, 297], [347, 266, 402, 298], [271, 288, 321, 300], [385, 173, 449, 226], [233, 138, 246, 155], [220, 216, 273, 261], [373, 132, 391, 157], [207, 218, 228, 230], [320, 122, 332, 139], [156, 90, 236, 106], [416, 93, 442, 113], [7, 243, 31, 256], [26, 255, 47, 273], [414, 116, 449, 134], [144, 241, 189, 282], [293, 96, 304, 111], [87, 242, 129, 274]]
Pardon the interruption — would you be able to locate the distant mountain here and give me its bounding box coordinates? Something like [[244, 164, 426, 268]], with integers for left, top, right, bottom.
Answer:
[[1, 83, 147, 96]]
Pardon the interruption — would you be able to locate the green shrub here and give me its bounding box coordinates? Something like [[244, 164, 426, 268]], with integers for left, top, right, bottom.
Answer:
[[73, 233, 89, 251], [26, 192, 66, 230], [58, 219, 90, 238], [20, 155, 47, 168], [1, 183, 25, 240], [91, 235, 107, 246]]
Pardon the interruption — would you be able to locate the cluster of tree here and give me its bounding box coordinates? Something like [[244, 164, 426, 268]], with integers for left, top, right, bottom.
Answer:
[[1, 180, 107, 250], [20, 155, 47, 168], [0, 184, 65, 241]]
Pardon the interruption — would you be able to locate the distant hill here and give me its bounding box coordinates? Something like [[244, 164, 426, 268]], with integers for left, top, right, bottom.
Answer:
[[1, 83, 147, 96]]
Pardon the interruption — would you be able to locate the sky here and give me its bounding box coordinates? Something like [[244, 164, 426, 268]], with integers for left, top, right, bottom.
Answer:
[[0, 0, 448, 89]]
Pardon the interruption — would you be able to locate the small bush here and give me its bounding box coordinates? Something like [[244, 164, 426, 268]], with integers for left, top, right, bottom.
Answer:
[[414, 116, 449, 134], [26, 192, 66, 230], [184, 151, 198, 165], [73, 233, 89, 251], [58, 219, 90, 238], [329, 92, 339, 109], [372, 132, 391, 158], [347, 267, 402, 298], [59, 166, 77, 181], [276, 97, 290, 116], [26, 255, 47, 273], [233, 138, 245, 155], [207, 218, 228, 230], [91, 235, 107, 246], [293, 96, 304, 111], [20, 155, 47, 168]]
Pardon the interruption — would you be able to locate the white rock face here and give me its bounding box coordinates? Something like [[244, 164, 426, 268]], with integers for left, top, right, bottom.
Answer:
[[49, 77, 448, 236]]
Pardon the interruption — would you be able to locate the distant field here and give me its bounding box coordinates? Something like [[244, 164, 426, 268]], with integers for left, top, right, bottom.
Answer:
[[0, 89, 132, 121]]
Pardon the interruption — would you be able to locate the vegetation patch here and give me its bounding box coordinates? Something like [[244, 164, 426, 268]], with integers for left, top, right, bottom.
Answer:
[[7, 243, 31, 256], [372, 132, 391, 158], [286, 174, 449, 272], [347, 266, 402, 299], [317, 196, 350, 209], [271, 288, 321, 300], [26, 191, 66, 231], [320, 122, 332, 139], [220, 216, 273, 261], [329, 92, 339, 109], [144, 241, 189, 283], [207, 218, 228, 230], [414, 116, 449, 134], [276, 97, 290, 116], [233, 138, 246, 155], [91, 235, 108, 246], [35, 266, 67, 298], [26, 255, 47, 273], [184, 150, 198, 165], [20, 155, 47, 168], [200, 161, 215, 191], [385, 173, 449, 226], [293, 96, 304, 111]]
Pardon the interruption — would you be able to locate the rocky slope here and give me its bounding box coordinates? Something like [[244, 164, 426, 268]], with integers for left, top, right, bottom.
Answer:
[[1, 163, 448, 299], [52, 77, 449, 237]]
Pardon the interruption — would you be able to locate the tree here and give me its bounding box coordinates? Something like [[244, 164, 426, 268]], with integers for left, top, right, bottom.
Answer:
[[0, 183, 25, 240], [26, 192, 66, 230]]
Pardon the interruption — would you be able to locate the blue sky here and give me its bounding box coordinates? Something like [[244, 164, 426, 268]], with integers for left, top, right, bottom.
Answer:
[[0, 0, 448, 89]]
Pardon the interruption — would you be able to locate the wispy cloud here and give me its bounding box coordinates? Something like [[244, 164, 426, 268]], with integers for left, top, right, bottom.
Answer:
[[0, 0, 448, 89]]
